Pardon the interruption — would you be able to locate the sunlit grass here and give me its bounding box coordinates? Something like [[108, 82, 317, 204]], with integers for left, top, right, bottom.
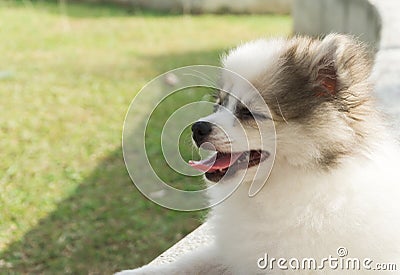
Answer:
[[0, 1, 291, 273]]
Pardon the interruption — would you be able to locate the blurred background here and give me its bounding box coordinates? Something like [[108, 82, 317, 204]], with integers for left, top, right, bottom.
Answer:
[[0, 0, 291, 273]]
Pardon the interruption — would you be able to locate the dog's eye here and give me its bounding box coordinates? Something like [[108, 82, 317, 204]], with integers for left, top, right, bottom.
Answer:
[[237, 107, 270, 120], [237, 107, 254, 120]]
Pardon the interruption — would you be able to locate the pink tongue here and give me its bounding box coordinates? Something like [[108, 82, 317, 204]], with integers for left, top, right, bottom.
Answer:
[[188, 152, 243, 173]]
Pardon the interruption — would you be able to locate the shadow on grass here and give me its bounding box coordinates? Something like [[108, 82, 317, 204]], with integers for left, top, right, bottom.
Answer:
[[0, 148, 203, 274], [0, 48, 222, 274]]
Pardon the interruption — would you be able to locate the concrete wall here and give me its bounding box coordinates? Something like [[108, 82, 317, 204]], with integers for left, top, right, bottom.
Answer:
[[92, 0, 293, 14], [293, 0, 381, 49]]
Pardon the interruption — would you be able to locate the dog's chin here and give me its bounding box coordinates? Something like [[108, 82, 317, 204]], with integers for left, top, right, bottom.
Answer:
[[203, 150, 270, 183]]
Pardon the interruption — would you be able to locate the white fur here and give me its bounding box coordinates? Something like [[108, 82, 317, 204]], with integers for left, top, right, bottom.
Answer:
[[117, 38, 400, 274], [222, 38, 285, 83]]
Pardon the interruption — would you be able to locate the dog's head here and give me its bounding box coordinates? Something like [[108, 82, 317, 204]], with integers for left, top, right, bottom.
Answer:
[[190, 34, 375, 184]]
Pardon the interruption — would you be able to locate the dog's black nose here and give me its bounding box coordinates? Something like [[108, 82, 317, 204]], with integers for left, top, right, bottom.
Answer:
[[192, 121, 212, 146]]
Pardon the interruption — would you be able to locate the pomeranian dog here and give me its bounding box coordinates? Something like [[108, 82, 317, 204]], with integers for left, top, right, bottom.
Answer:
[[117, 34, 400, 274]]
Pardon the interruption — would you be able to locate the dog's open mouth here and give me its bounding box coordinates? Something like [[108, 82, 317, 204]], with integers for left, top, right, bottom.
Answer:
[[189, 150, 270, 182]]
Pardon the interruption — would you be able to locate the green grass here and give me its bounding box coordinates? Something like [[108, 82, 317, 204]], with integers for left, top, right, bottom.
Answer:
[[0, 1, 291, 273]]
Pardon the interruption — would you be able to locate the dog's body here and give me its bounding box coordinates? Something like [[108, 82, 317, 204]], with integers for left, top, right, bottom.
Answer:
[[118, 35, 400, 274]]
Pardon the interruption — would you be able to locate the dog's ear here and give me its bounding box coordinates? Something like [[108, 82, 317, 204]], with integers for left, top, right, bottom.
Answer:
[[311, 34, 374, 97], [312, 48, 337, 97]]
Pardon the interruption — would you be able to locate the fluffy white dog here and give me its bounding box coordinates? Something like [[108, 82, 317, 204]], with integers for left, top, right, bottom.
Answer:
[[118, 34, 400, 274]]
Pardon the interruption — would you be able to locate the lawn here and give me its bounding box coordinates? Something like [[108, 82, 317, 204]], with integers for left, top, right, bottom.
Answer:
[[0, 1, 291, 273]]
